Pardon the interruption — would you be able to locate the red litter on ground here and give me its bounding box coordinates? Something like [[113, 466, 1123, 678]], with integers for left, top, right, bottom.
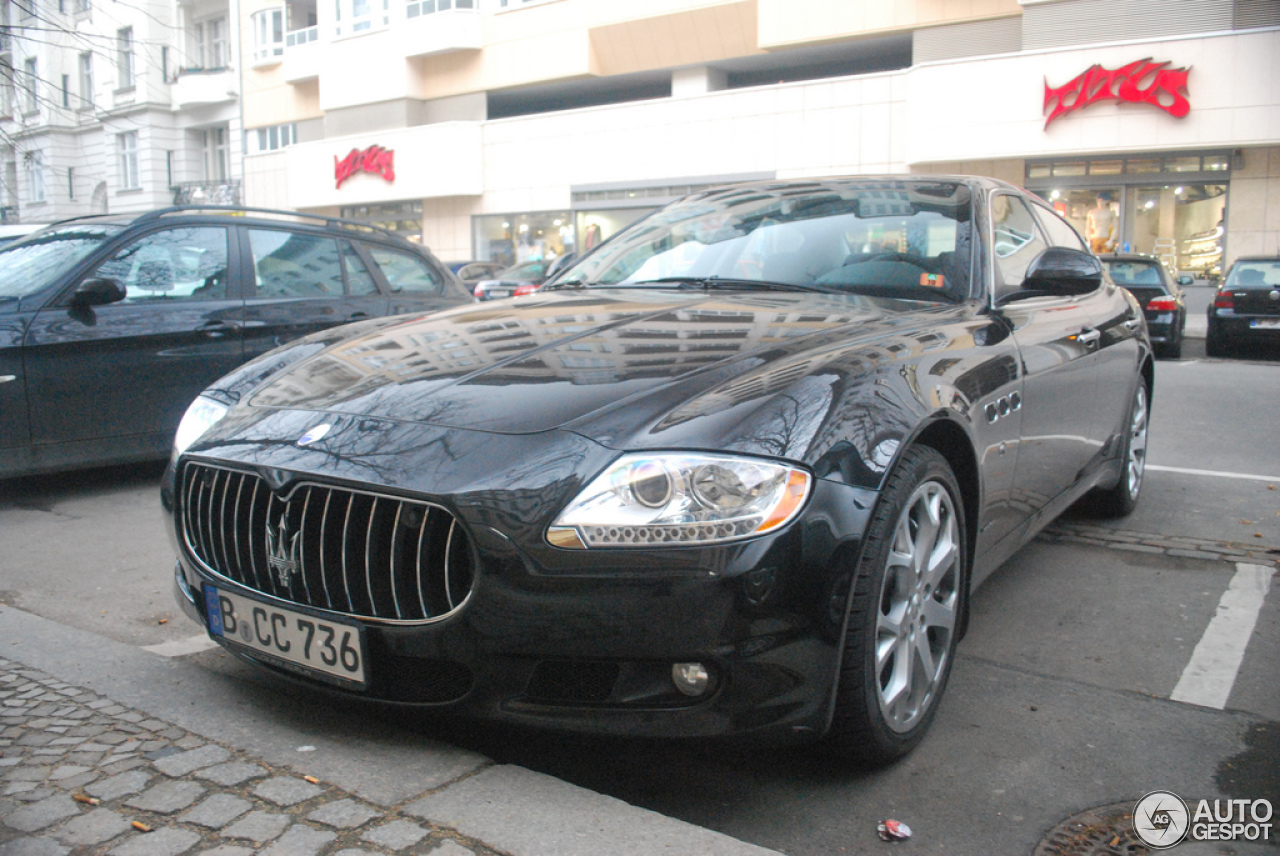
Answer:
[[878, 819, 913, 841]]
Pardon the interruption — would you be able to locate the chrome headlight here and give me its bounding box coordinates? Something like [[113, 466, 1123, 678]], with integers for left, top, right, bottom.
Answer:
[[172, 395, 229, 459], [548, 453, 811, 549]]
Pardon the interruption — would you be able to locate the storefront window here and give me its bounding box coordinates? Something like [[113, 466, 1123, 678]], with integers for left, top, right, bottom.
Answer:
[[340, 201, 422, 242], [1122, 185, 1225, 280], [473, 211, 572, 269], [1036, 184, 1225, 280], [575, 208, 655, 255]]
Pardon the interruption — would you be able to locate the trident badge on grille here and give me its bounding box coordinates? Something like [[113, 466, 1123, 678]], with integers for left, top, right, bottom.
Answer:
[[266, 514, 302, 588]]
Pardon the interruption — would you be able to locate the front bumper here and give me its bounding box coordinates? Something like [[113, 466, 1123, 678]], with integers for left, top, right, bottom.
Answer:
[[164, 423, 876, 741]]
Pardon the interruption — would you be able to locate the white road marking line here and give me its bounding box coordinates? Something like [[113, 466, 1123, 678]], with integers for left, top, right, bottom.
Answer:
[[142, 634, 220, 657], [1170, 563, 1274, 710], [1147, 464, 1280, 483]]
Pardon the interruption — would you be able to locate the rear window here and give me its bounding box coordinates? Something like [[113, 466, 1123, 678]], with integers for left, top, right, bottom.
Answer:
[[1103, 261, 1167, 290], [366, 246, 443, 295], [1226, 261, 1280, 288]]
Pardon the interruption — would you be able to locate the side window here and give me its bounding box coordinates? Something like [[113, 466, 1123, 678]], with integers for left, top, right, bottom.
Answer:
[[366, 245, 443, 295], [991, 194, 1048, 297], [341, 242, 379, 296], [1033, 203, 1088, 251], [249, 229, 344, 298], [90, 226, 230, 302]]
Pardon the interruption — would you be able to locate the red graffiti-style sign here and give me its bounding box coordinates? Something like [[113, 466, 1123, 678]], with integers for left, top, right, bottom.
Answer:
[[1043, 58, 1190, 129], [334, 145, 396, 189]]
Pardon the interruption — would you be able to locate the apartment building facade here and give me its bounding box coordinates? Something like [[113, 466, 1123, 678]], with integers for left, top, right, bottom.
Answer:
[[0, 0, 243, 222], [238, 0, 1280, 279]]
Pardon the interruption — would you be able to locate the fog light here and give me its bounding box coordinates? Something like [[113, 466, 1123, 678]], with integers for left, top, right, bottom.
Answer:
[[671, 662, 710, 697]]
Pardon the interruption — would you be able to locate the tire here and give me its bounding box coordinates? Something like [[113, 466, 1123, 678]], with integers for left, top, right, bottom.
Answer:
[[827, 446, 965, 766], [1089, 381, 1149, 518], [1205, 326, 1228, 358]]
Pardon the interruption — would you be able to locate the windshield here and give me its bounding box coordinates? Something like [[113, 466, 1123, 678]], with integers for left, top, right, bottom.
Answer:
[[559, 180, 973, 301], [0, 225, 121, 301]]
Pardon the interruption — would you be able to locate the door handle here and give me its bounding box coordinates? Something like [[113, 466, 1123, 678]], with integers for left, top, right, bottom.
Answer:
[[346, 312, 369, 321], [199, 320, 235, 338], [1076, 327, 1101, 347]]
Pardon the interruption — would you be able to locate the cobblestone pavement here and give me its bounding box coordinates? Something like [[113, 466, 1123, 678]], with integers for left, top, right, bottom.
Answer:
[[1042, 520, 1279, 565], [0, 658, 502, 856]]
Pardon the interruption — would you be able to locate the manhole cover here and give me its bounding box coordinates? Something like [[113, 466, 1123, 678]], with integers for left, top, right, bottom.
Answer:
[[1035, 802, 1150, 855]]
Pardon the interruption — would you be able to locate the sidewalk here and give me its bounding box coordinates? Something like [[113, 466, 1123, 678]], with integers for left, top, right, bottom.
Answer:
[[0, 606, 780, 856]]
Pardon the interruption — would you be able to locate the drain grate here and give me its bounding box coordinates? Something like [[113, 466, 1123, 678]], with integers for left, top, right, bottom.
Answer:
[[1035, 802, 1150, 855]]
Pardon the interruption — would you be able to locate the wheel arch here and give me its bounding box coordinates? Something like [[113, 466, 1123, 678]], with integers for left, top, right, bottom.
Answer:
[[908, 417, 980, 638]]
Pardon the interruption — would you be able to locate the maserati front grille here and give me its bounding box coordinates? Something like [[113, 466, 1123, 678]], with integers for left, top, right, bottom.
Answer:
[[179, 462, 475, 623]]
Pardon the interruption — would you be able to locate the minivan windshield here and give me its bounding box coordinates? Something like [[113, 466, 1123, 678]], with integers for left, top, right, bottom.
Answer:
[[556, 180, 973, 301], [0, 225, 121, 301]]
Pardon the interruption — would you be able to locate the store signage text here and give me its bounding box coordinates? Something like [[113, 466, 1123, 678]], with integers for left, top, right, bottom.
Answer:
[[1043, 58, 1190, 128], [335, 145, 395, 189]]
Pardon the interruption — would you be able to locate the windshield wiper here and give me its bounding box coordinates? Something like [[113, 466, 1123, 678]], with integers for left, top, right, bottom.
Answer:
[[543, 278, 589, 291], [628, 276, 840, 294]]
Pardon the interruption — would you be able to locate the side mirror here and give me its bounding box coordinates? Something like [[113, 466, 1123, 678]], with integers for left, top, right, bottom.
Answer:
[[69, 278, 127, 307], [1177, 274, 1194, 286], [1021, 247, 1103, 296]]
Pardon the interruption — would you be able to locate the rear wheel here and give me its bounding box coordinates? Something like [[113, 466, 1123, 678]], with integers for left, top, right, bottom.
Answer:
[[1205, 325, 1229, 357], [827, 446, 965, 766], [1090, 381, 1149, 518]]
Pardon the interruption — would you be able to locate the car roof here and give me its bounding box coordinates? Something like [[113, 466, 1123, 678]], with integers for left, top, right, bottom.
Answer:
[[44, 206, 418, 248]]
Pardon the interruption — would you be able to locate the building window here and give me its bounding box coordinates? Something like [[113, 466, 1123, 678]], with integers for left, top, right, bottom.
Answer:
[[22, 57, 37, 113], [0, 61, 12, 116], [249, 123, 296, 154], [196, 17, 228, 68], [336, 0, 389, 36], [118, 131, 139, 189], [61, 74, 69, 107], [78, 53, 93, 107], [406, 0, 474, 17], [202, 127, 229, 181], [26, 152, 45, 203], [67, 167, 74, 199], [252, 8, 284, 63], [117, 27, 135, 89]]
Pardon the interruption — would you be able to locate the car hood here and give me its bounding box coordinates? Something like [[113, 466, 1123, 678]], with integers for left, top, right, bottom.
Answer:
[[245, 288, 956, 442]]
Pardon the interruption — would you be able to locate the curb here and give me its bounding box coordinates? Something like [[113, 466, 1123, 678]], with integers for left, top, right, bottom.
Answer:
[[0, 606, 780, 856]]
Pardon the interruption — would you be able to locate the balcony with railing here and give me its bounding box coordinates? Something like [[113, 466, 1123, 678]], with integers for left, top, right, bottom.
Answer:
[[399, 0, 481, 59], [283, 25, 322, 82], [172, 180, 241, 205], [171, 66, 238, 108]]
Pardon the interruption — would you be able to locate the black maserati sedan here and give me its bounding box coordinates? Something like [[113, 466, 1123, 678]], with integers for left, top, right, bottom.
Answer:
[[163, 177, 1153, 765]]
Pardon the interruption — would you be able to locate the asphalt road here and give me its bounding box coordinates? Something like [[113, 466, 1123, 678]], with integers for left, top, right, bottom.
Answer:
[[1, 336, 1277, 855]]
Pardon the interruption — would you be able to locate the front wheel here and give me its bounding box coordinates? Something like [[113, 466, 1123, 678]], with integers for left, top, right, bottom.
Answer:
[[827, 446, 965, 766], [1089, 381, 1149, 518]]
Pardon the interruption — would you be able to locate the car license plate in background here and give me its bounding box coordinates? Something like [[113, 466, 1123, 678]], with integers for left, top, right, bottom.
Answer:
[[204, 586, 366, 686], [1250, 318, 1280, 329]]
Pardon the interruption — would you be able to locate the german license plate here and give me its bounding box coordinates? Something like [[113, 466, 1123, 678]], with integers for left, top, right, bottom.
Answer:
[[1250, 318, 1280, 329], [490, 288, 512, 299], [204, 585, 366, 686]]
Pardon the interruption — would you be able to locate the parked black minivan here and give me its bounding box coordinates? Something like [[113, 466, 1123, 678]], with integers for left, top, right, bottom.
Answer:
[[0, 206, 471, 478]]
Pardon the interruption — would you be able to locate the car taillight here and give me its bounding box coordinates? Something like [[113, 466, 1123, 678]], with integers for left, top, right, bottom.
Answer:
[[1146, 296, 1177, 312], [1213, 291, 1234, 309], [473, 284, 485, 297], [513, 283, 538, 297]]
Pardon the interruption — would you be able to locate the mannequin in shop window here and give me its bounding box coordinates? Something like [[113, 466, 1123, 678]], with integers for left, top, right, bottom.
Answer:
[[1086, 191, 1118, 254]]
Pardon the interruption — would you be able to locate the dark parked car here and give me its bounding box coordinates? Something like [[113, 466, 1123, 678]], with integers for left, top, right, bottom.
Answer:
[[447, 261, 506, 283], [163, 177, 1152, 765], [1206, 256, 1280, 357], [1099, 253, 1187, 358], [471, 260, 550, 301], [0, 207, 471, 478]]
